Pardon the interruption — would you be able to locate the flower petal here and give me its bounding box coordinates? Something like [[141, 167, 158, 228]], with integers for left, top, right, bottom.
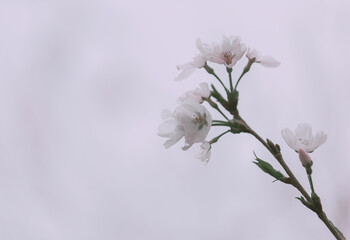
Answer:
[[294, 123, 313, 143], [312, 131, 327, 150], [259, 55, 280, 67], [161, 109, 172, 120], [197, 141, 211, 164], [281, 128, 298, 151], [174, 67, 196, 81], [193, 82, 210, 99], [164, 130, 185, 148]]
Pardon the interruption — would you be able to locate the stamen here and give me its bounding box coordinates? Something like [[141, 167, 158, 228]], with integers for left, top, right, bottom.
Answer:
[[222, 51, 234, 65], [298, 138, 309, 146], [193, 112, 208, 129]]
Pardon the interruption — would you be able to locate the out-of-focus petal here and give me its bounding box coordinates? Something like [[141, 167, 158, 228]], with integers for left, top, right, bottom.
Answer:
[[259, 56, 280, 67], [312, 131, 327, 150], [197, 141, 211, 164], [175, 68, 196, 81], [194, 82, 210, 99]]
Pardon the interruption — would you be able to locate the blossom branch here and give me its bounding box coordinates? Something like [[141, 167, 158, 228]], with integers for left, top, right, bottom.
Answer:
[[243, 123, 312, 202], [161, 35, 345, 239], [239, 118, 345, 239]]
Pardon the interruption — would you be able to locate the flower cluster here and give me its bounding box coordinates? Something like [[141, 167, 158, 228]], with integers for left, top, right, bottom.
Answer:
[[158, 35, 344, 239], [159, 35, 280, 163], [175, 35, 279, 81]]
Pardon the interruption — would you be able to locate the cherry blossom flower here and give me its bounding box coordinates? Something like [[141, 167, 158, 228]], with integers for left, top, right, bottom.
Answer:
[[158, 99, 212, 150], [281, 123, 327, 153], [246, 48, 280, 67], [178, 82, 210, 103], [197, 141, 211, 164], [298, 148, 313, 167], [175, 55, 206, 81], [196, 35, 247, 68]]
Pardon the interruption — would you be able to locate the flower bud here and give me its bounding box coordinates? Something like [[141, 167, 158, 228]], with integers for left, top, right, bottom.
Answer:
[[298, 148, 313, 168]]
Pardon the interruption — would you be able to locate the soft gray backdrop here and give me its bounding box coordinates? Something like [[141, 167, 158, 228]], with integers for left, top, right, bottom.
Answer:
[[0, 0, 349, 239]]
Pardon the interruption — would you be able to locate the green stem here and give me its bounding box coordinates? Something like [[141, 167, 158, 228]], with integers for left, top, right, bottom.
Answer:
[[318, 212, 346, 240], [308, 174, 315, 194], [246, 126, 312, 202], [212, 120, 229, 123], [212, 72, 229, 94], [209, 130, 230, 144], [234, 60, 254, 90], [227, 67, 233, 92], [203, 64, 229, 94], [205, 98, 229, 120], [238, 115, 345, 239], [212, 124, 229, 127]]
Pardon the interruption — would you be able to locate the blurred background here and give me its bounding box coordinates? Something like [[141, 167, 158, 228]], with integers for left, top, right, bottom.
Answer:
[[0, 0, 349, 239]]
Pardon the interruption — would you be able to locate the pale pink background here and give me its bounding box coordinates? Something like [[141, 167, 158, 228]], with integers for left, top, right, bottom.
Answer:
[[0, 0, 349, 239]]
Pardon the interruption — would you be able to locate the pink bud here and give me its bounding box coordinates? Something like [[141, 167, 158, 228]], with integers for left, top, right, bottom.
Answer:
[[298, 148, 313, 167]]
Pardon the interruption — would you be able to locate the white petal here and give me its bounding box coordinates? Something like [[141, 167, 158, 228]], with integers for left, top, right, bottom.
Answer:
[[311, 131, 327, 150], [193, 82, 210, 99], [164, 130, 185, 148], [196, 38, 206, 56], [174, 67, 196, 81], [178, 91, 202, 103], [182, 142, 193, 151], [294, 123, 313, 143], [197, 141, 211, 164], [161, 109, 172, 120], [192, 55, 206, 68], [259, 55, 280, 67], [281, 128, 298, 151], [157, 119, 177, 137], [246, 48, 259, 60], [234, 43, 247, 60]]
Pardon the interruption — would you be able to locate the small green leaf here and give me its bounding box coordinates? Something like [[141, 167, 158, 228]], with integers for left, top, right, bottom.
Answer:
[[253, 152, 290, 184]]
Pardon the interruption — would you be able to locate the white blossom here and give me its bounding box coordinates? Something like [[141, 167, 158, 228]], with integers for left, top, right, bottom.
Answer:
[[197, 141, 211, 164], [175, 55, 206, 81], [158, 99, 212, 150], [178, 82, 210, 103], [196, 35, 247, 68], [246, 48, 280, 67], [281, 123, 327, 153]]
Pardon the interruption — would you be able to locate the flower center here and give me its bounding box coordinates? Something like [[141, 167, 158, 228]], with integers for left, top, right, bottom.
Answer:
[[222, 51, 234, 65], [193, 112, 208, 129], [298, 138, 309, 146]]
